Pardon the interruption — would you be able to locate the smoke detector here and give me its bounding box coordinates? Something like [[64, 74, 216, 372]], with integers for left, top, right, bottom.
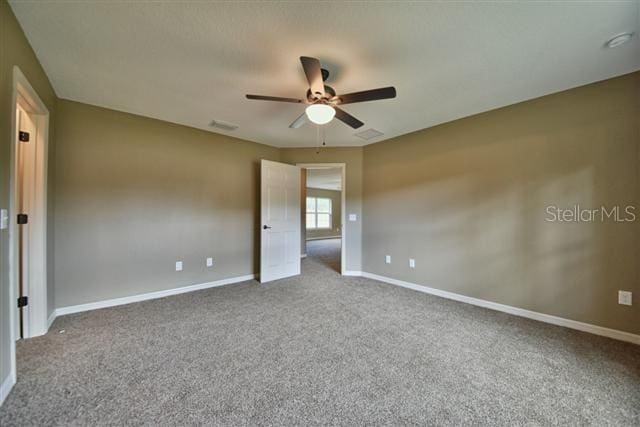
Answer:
[[354, 128, 384, 141], [209, 120, 238, 131]]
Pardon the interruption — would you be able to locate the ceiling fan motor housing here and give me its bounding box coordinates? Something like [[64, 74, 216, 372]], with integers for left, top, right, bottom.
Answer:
[[306, 85, 336, 103]]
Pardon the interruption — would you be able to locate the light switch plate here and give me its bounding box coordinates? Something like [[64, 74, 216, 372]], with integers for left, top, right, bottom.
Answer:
[[175, 261, 183, 272], [385, 255, 391, 264], [0, 209, 7, 230], [409, 258, 415, 268], [618, 290, 632, 306], [206, 257, 213, 267], [349, 214, 357, 222]]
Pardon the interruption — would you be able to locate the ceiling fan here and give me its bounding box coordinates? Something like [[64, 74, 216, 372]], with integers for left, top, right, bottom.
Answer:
[[246, 56, 396, 129]]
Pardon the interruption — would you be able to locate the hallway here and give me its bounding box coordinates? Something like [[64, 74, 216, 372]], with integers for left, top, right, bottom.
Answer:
[[305, 238, 341, 273]]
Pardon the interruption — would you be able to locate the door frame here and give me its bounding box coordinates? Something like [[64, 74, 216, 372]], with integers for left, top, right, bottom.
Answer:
[[8, 66, 50, 377], [297, 163, 346, 275]]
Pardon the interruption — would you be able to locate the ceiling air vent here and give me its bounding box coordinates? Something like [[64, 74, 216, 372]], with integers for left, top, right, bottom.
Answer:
[[354, 128, 384, 141], [209, 120, 238, 132]]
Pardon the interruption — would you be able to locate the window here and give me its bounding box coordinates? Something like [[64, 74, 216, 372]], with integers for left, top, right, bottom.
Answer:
[[306, 197, 332, 229]]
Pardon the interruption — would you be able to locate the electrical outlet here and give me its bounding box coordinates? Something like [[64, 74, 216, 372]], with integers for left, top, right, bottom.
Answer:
[[175, 261, 183, 272], [349, 214, 357, 222], [206, 257, 213, 267], [618, 290, 632, 306], [385, 255, 391, 264], [409, 258, 415, 268]]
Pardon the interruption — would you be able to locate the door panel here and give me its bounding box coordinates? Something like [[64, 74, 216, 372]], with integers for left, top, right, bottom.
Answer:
[[16, 107, 37, 338], [260, 160, 301, 282]]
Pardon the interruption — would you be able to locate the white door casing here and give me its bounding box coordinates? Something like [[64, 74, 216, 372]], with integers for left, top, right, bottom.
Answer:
[[260, 160, 301, 283], [10, 67, 49, 342]]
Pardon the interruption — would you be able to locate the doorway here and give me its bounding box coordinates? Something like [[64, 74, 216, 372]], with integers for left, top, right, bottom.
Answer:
[[9, 66, 50, 349], [298, 164, 345, 274]]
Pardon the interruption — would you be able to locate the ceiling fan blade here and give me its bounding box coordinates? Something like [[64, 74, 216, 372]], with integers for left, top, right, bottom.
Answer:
[[300, 56, 325, 98], [289, 112, 307, 129], [334, 107, 364, 129], [337, 87, 396, 105], [246, 94, 303, 103]]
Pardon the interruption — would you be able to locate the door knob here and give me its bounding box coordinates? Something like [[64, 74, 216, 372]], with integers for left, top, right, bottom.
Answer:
[[263, 225, 272, 230]]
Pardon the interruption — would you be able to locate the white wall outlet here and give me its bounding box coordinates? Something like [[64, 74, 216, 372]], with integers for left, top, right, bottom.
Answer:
[[206, 257, 213, 267], [385, 255, 391, 264], [409, 258, 415, 268], [349, 214, 357, 222], [618, 290, 632, 306], [175, 261, 183, 272], [0, 209, 7, 230]]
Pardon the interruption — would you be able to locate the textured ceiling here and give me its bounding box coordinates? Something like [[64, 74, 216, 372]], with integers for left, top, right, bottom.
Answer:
[[306, 168, 342, 191], [10, 1, 640, 148]]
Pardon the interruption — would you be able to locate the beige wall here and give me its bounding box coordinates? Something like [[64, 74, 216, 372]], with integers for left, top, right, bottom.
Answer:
[[0, 0, 58, 389], [54, 100, 279, 307], [306, 187, 341, 240], [281, 148, 363, 272], [363, 72, 640, 335]]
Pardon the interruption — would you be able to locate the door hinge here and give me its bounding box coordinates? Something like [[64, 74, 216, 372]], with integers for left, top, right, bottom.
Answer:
[[17, 296, 28, 308], [19, 131, 30, 142], [17, 213, 28, 225]]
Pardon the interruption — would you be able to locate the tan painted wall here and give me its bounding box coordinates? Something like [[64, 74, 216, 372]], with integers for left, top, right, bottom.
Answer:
[[280, 148, 363, 272], [0, 0, 58, 389], [363, 72, 640, 334], [306, 187, 341, 240], [54, 100, 279, 307]]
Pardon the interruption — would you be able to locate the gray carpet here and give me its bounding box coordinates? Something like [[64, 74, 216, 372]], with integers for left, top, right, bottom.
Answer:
[[1, 240, 639, 426], [306, 238, 342, 273]]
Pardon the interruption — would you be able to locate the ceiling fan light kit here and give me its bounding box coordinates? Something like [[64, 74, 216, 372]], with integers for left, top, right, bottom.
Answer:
[[305, 104, 335, 125], [246, 56, 396, 129]]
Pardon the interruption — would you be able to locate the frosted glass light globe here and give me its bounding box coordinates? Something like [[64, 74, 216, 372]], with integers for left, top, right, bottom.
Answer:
[[305, 104, 335, 125]]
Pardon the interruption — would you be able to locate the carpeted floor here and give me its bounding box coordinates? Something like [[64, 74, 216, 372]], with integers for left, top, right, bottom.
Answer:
[[306, 238, 341, 273], [1, 239, 639, 426]]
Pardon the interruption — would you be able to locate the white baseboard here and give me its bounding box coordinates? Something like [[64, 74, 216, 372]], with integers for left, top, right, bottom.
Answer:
[[0, 373, 15, 407], [47, 310, 57, 330], [342, 270, 363, 277], [361, 272, 640, 346], [55, 274, 257, 317], [306, 236, 341, 241]]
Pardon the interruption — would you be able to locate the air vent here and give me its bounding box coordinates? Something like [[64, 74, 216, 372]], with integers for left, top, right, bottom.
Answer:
[[209, 120, 238, 132], [354, 128, 384, 141]]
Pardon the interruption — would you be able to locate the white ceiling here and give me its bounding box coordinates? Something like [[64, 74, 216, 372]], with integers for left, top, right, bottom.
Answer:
[[10, 1, 640, 148], [306, 168, 342, 191]]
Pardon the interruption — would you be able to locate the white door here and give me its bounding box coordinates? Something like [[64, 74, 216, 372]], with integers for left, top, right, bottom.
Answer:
[[260, 159, 301, 283], [16, 107, 37, 338]]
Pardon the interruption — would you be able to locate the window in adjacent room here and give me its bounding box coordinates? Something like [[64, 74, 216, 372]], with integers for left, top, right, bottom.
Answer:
[[306, 197, 332, 229]]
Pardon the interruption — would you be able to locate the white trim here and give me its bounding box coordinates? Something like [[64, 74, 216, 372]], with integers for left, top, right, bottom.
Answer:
[[306, 235, 341, 241], [11, 68, 50, 339], [342, 271, 363, 277], [7, 67, 51, 403], [0, 373, 16, 407], [306, 185, 342, 191], [361, 272, 640, 346], [47, 310, 57, 330], [55, 274, 257, 316], [297, 163, 347, 275]]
